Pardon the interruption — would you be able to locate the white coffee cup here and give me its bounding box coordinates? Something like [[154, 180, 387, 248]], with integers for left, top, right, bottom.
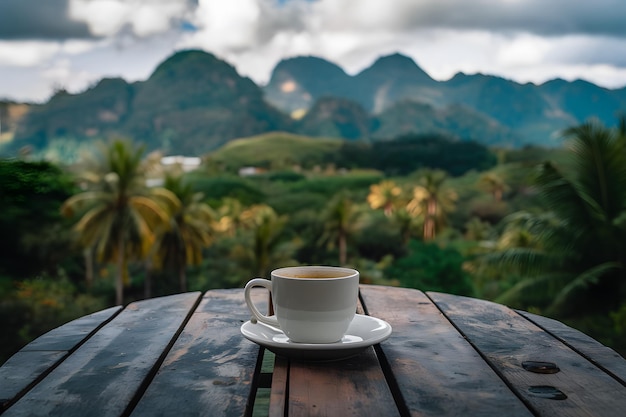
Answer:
[[244, 266, 360, 343]]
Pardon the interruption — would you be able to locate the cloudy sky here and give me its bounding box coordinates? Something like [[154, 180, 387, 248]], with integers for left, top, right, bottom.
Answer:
[[1, 0, 626, 103]]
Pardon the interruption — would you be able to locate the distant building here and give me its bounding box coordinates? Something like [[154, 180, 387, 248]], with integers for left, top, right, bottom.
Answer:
[[238, 166, 265, 176], [145, 156, 202, 187], [161, 156, 201, 172]]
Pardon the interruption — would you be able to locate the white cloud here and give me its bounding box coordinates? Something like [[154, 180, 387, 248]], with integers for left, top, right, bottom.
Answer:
[[3, 0, 626, 102], [496, 34, 551, 68], [69, 0, 189, 38], [185, 0, 264, 51], [0, 41, 60, 66], [61, 39, 98, 55], [41, 58, 94, 93]]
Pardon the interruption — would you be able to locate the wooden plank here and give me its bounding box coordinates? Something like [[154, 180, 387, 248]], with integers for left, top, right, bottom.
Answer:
[[2, 292, 201, 417], [268, 356, 288, 417], [286, 346, 400, 417], [269, 290, 399, 417], [0, 306, 121, 409], [360, 285, 533, 417], [429, 291, 626, 417], [268, 290, 400, 417], [130, 288, 267, 417], [517, 310, 626, 385]]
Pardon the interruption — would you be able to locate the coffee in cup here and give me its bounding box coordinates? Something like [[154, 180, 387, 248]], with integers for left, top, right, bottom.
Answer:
[[244, 266, 359, 343]]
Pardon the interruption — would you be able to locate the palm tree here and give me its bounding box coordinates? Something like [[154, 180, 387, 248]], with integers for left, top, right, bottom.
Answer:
[[367, 180, 402, 216], [61, 139, 179, 305], [150, 175, 216, 293], [407, 169, 457, 240], [487, 118, 626, 314], [237, 204, 298, 278], [319, 191, 362, 265], [478, 171, 509, 202], [391, 207, 422, 246], [464, 217, 492, 242], [215, 197, 245, 236]]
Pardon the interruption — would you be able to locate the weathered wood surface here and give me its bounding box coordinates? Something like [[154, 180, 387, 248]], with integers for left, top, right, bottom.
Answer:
[[517, 310, 626, 386], [360, 285, 533, 417], [429, 291, 626, 417], [269, 356, 289, 417], [130, 288, 266, 417], [268, 291, 399, 417], [3, 285, 626, 417], [0, 306, 121, 410], [2, 292, 200, 417]]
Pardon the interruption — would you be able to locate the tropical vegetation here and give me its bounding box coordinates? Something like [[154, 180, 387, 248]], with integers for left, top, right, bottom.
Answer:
[[2, 126, 626, 366]]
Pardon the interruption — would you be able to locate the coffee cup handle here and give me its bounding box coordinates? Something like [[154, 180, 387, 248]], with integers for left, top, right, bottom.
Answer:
[[244, 278, 280, 328]]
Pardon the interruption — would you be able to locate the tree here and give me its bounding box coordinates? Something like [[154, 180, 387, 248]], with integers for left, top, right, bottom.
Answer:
[[236, 204, 298, 278], [150, 175, 216, 294], [389, 207, 421, 246], [478, 171, 509, 202], [214, 197, 246, 236], [319, 191, 362, 265], [367, 180, 402, 216], [0, 160, 77, 278], [487, 118, 626, 315], [407, 169, 457, 240], [61, 139, 179, 305], [385, 240, 474, 296]]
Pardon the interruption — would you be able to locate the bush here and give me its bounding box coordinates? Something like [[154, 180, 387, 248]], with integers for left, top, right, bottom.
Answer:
[[385, 240, 474, 296], [0, 275, 107, 365]]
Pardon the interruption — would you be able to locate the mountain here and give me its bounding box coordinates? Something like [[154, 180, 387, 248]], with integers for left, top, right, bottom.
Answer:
[[5, 50, 292, 156], [352, 53, 440, 113], [2, 49, 626, 160], [296, 97, 372, 140], [372, 100, 520, 146], [265, 53, 626, 146], [124, 50, 291, 154], [13, 78, 133, 149], [263, 56, 355, 118]]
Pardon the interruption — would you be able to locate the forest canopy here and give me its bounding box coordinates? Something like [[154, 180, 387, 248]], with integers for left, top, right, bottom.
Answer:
[[1, 125, 625, 365]]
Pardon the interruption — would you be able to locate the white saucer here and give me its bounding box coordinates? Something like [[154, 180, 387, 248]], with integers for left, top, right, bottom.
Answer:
[[240, 314, 392, 361]]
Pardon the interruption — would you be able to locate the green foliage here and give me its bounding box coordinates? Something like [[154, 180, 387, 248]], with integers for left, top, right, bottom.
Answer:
[[265, 192, 328, 215], [355, 211, 406, 261], [0, 274, 107, 365], [482, 118, 626, 316], [334, 133, 497, 176], [0, 159, 78, 278], [6, 117, 626, 360], [286, 172, 384, 196], [208, 132, 343, 172], [368, 134, 497, 176], [263, 170, 306, 183], [189, 174, 266, 206], [206, 132, 495, 178], [385, 240, 474, 296], [60, 139, 180, 304]]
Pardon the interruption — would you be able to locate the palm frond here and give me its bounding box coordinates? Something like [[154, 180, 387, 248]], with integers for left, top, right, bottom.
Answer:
[[549, 261, 622, 314], [482, 246, 550, 276], [494, 270, 571, 309]]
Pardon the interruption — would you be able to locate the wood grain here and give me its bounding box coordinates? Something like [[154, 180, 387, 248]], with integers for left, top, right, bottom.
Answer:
[[268, 356, 289, 417], [518, 310, 626, 386], [0, 306, 121, 410], [360, 285, 533, 417], [429, 291, 626, 417], [2, 292, 200, 417], [268, 288, 399, 417], [129, 288, 266, 417], [285, 347, 400, 417]]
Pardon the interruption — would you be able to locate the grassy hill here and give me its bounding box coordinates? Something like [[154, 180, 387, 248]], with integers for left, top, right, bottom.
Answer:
[[206, 132, 344, 172]]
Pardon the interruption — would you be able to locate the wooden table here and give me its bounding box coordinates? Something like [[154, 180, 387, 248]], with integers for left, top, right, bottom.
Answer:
[[2, 285, 626, 416]]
